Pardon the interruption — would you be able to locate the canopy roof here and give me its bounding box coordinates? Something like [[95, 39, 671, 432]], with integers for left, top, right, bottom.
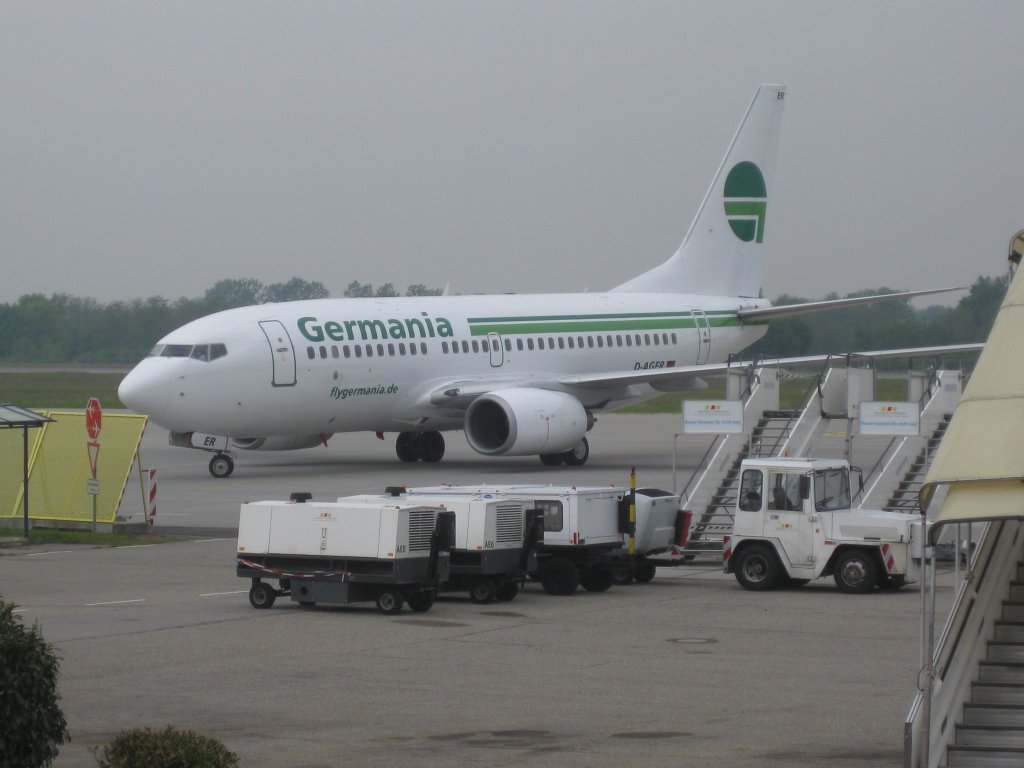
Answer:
[[0, 404, 53, 428], [921, 271, 1024, 534]]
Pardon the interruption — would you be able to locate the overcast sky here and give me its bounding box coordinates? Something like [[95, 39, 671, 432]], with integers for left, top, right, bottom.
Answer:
[[2, 2, 1021, 307]]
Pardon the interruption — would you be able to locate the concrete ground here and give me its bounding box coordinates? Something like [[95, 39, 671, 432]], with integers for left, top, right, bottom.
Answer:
[[0, 415, 948, 767]]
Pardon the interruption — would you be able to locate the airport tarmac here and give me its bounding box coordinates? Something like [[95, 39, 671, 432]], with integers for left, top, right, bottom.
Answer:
[[0, 415, 947, 767]]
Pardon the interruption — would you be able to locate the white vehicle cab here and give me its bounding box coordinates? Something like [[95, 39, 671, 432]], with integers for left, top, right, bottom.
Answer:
[[723, 457, 921, 593]]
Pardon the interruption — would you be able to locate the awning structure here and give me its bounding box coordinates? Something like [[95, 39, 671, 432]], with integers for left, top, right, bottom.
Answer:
[[0, 404, 54, 537], [920, 271, 1024, 537]]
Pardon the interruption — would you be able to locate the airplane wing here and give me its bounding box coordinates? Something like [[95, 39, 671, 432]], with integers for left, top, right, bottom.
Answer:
[[557, 343, 985, 390], [736, 287, 964, 322], [424, 343, 984, 410]]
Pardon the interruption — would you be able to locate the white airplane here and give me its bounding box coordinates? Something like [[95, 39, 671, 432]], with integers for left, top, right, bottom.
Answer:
[[118, 84, 967, 477]]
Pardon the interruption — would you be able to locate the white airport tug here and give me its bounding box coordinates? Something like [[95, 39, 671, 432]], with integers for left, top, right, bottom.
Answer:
[[724, 457, 922, 593]]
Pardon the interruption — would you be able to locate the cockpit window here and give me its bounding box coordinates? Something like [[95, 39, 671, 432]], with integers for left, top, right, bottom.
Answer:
[[161, 344, 193, 358], [149, 343, 228, 361]]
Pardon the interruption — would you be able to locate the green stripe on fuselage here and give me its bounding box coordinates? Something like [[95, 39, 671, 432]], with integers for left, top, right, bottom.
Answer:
[[465, 311, 742, 336]]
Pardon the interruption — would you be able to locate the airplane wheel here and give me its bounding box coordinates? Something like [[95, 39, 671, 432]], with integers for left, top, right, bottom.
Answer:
[[420, 431, 445, 463], [396, 432, 420, 462], [539, 453, 563, 466], [562, 438, 589, 467], [209, 454, 234, 478]]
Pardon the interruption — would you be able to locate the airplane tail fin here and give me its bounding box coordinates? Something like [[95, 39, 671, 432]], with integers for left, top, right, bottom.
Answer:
[[612, 84, 786, 297]]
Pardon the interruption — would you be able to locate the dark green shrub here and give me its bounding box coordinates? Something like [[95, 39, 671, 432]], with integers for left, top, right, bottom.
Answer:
[[0, 598, 70, 768], [94, 726, 240, 768]]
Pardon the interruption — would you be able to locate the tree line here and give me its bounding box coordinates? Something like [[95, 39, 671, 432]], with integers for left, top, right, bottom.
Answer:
[[0, 275, 1005, 364]]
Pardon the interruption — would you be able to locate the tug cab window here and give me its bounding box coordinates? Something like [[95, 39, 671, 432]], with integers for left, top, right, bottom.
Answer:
[[739, 469, 763, 511], [768, 472, 803, 511]]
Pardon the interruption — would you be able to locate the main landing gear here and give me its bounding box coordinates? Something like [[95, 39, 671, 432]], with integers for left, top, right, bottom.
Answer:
[[539, 437, 589, 467], [209, 452, 235, 478], [395, 431, 446, 463]]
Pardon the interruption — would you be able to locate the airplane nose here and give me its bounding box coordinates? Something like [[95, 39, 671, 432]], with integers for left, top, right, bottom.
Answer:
[[118, 361, 170, 417]]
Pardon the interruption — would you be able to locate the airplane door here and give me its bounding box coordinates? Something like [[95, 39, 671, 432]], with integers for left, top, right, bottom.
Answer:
[[488, 332, 504, 367], [691, 309, 712, 364], [259, 320, 297, 387]]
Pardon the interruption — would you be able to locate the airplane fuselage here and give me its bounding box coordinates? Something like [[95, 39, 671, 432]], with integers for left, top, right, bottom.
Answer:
[[120, 291, 769, 439]]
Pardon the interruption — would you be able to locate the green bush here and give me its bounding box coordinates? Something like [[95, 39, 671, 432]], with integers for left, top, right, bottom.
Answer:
[[94, 726, 240, 768], [0, 598, 70, 768]]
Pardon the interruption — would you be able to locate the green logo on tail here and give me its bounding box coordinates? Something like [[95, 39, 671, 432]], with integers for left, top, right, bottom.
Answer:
[[723, 161, 767, 243]]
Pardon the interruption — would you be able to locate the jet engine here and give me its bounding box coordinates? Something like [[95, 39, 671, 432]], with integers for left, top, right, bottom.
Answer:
[[464, 388, 591, 456], [230, 434, 330, 451]]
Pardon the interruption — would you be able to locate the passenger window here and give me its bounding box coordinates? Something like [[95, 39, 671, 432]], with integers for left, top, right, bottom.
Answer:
[[307, 347, 315, 360], [567, 338, 574, 349], [558, 338, 565, 350], [354, 346, 362, 358], [319, 346, 327, 359], [625, 335, 632, 347], [505, 339, 512, 352], [597, 336, 604, 348], [527, 339, 534, 351], [387, 343, 395, 356], [442, 341, 449, 354], [517, 339, 524, 351], [332, 346, 339, 359], [538, 338, 545, 350], [472, 340, 479, 353], [343, 346, 351, 358], [420, 342, 427, 355], [376, 344, 384, 356], [739, 470, 763, 512], [399, 343, 406, 356], [461, 341, 469, 353], [410, 344, 417, 356], [365, 345, 373, 358]]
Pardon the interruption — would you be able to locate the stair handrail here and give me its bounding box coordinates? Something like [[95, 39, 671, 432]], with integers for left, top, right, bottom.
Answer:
[[904, 517, 1023, 768]]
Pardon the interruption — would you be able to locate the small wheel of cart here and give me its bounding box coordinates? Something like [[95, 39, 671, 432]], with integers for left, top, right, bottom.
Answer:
[[407, 590, 435, 612], [634, 560, 657, 583], [248, 582, 276, 609], [611, 565, 634, 585], [376, 589, 404, 615], [495, 581, 519, 602], [469, 577, 498, 604]]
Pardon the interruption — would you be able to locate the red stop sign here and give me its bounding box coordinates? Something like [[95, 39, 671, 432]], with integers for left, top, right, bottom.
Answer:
[[85, 398, 102, 439]]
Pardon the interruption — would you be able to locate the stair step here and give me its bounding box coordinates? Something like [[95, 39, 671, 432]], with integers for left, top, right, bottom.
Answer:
[[980, 662, 1024, 684], [947, 743, 1024, 767], [964, 703, 1024, 727], [987, 642, 1024, 663], [955, 725, 1024, 748], [1009, 583, 1024, 601], [972, 682, 1024, 706], [996, 621, 1024, 642], [1003, 602, 1024, 621]]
